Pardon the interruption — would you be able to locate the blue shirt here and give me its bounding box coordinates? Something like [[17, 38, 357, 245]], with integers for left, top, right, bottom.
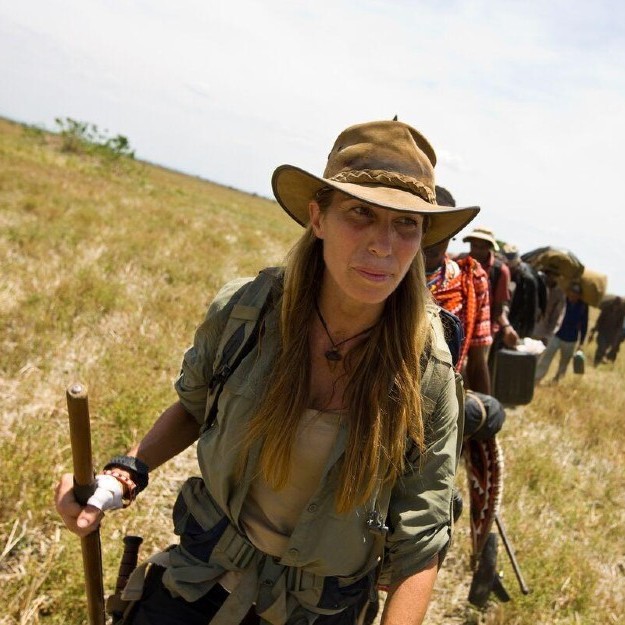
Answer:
[[556, 299, 588, 343]]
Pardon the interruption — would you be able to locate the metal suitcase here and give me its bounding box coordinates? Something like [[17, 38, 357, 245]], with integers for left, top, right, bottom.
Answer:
[[491, 348, 537, 405]]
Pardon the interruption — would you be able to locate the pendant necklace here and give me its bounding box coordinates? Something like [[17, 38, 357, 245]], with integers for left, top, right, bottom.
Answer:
[[314, 301, 376, 362]]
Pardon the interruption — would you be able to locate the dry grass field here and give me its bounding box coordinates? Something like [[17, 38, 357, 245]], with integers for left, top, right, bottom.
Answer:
[[1, 116, 623, 624]]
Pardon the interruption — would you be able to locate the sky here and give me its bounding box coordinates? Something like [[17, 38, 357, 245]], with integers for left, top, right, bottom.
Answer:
[[2, 0, 625, 295]]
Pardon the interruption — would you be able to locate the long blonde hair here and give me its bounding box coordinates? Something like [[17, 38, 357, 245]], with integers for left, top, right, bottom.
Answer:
[[242, 205, 432, 513]]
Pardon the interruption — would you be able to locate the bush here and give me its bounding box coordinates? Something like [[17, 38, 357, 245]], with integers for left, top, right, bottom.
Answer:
[[54, 117, 135, 159]]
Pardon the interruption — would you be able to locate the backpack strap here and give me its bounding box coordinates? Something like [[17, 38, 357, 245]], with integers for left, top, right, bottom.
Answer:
[[421, 304, 465, 467], [202, 267, 283, 431], [437, 308, 464, 369]]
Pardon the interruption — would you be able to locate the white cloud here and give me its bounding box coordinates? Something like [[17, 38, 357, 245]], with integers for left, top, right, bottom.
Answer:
[[1, 0, 624, 293]]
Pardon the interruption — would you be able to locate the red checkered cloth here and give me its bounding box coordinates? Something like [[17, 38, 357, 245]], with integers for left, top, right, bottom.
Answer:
[[427, 255, 492, 371]]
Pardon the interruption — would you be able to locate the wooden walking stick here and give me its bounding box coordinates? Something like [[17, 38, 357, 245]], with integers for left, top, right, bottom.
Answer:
[[66, 382, 106, 625]]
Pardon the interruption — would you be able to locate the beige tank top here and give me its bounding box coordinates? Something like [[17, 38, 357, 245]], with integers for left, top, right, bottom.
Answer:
[[220, 408, 342, 591], [240, 408, 342, 556]]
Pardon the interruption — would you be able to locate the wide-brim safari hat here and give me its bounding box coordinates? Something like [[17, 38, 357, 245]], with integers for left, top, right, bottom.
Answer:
[[462, 226, 500, 251], [271, 120, 479, 248]]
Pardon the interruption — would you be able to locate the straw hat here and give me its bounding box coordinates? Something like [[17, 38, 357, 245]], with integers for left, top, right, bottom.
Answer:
[[462, 227, 500, 251], [271, 120, 479, 248], [501, 242, 520, 261]]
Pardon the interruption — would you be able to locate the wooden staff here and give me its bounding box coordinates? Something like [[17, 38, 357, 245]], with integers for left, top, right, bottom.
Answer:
[[66, 383, 106, 625]]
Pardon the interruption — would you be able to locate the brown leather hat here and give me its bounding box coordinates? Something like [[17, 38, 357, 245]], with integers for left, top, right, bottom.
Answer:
[[272, 120, 479, 247]]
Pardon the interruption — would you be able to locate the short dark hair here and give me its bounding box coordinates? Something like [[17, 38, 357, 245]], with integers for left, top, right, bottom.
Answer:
[[435, 185, 456, 208]]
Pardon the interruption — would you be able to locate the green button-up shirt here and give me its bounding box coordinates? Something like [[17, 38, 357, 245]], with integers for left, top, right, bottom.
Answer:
[[167, 275, 460, 614]]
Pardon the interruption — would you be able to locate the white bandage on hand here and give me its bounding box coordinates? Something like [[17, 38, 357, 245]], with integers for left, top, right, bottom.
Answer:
[[85, 474, 125, 511]]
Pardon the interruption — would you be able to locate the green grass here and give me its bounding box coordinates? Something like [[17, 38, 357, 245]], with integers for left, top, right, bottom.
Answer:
[[1, 116, 624, 624], [0, 116, 300, 624]]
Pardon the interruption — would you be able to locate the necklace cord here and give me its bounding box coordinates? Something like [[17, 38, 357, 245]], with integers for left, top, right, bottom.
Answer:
[[314, 301, 376, 360]]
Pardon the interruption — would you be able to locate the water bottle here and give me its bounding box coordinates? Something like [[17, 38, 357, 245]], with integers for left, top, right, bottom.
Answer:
[[573, 350, 585, 374]]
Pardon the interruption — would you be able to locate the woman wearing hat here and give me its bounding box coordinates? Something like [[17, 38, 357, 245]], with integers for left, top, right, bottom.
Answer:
[[55, 120, 478, 624]]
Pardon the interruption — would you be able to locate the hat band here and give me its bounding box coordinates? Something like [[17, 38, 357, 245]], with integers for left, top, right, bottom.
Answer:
[[329, 169, 435, 203]]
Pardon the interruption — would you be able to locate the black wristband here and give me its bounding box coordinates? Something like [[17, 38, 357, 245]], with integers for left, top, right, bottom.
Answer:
[[103, 455, 150, 494]]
